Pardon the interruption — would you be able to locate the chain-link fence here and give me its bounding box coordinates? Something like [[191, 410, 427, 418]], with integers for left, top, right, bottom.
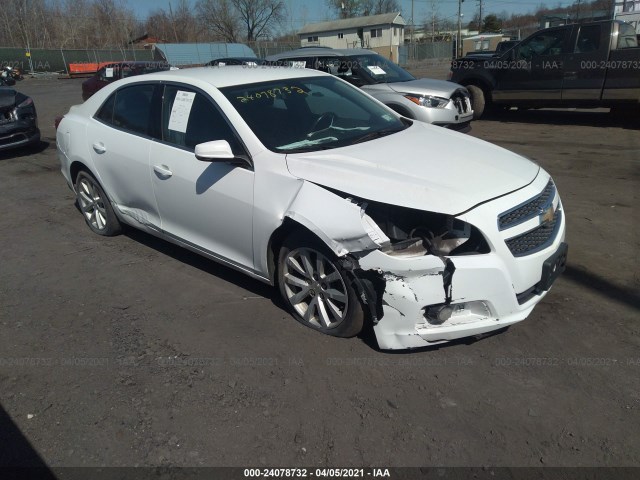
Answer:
[[246, 41, 301, 60], [0, 47, 153, 74], [399, 41, 454, 65], [0, 41, 456, 73]]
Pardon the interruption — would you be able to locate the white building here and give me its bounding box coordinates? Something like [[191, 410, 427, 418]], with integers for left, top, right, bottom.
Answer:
[[616, 0, 640, 12], [298, 12, 405, 61]]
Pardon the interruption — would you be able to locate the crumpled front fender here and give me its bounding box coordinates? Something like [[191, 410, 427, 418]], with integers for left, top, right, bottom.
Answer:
[[284, 182, 389, 257]]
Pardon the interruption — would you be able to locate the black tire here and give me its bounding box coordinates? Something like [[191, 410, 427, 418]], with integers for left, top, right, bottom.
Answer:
[[610, 105, 635, 120], [277, 231, 364, 338], [467, 85, 486, 120], [75, 171, 121, 236]]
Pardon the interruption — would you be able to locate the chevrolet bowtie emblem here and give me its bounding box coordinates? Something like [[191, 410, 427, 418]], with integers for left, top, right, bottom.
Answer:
[[540, 205, 555, 225]]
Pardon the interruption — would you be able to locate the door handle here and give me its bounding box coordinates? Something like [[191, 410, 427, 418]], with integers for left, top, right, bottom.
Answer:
[[153, 164, 173, 178], [92, 142, 106, 154]]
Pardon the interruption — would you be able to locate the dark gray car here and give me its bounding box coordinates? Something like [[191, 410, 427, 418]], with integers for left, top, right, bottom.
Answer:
[[0, 87, 40, 151]]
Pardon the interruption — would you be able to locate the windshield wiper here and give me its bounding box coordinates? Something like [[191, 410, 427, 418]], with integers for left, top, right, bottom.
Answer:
[[351, 127, 405, 145], [277, 137, 338, 151], [277, 136, 340, 153]]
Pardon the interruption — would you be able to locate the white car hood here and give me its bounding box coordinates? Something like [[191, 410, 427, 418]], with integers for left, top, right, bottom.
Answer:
[[285, 123, 539, 215]]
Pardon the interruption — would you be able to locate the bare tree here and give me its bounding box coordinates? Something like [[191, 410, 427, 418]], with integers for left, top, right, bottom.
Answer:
[[231, 0, 285, 41], [361, 0, 400, 16], [146, 9, 175, 43], [52, 0, 92, 48], [196, 0, 241, 42], [167, 0, 197, 42], [0, 0, 20, 47], [91, 0, 138, 47], [7, 0, 49, 49], [326, 0, 361, 19]]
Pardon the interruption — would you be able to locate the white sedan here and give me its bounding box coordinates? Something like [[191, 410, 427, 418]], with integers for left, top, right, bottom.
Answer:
[[57, 66, 567, 350]]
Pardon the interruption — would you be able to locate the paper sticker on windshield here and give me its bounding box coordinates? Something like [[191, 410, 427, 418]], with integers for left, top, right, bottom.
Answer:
[[168, 91, 196, 133], [105, 67, 114, 78], [218, 62, 226, 66], [367, 65, 386, 75], [291, 61, 306, 68]]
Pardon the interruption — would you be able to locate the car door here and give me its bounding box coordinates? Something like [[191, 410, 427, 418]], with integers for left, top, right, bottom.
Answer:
[[561, 23, 608, 101], [86, 82, 162, 229], [493, 27, 571, 103], [149, 84, 255, 269]]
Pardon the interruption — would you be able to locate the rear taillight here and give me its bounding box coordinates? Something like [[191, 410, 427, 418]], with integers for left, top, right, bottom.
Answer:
[[54, 115, 64, 130]]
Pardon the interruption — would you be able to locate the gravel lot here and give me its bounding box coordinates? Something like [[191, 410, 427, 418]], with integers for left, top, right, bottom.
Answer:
[[0, 69, 638, 472]]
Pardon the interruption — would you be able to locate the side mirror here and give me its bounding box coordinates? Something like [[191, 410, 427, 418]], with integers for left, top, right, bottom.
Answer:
[[195, 140, 250, 167], [195, 140, 235, 161]]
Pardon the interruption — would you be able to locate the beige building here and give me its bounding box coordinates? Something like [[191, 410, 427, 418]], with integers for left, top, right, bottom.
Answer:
[[298, 12, 406, 62]]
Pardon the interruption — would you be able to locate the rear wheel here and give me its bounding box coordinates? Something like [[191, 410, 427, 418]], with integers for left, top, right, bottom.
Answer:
[[75, 171, 121, 236], [467, 85, 486, 119], [277, 232, 364, 338], [610, 105, 635, 120]]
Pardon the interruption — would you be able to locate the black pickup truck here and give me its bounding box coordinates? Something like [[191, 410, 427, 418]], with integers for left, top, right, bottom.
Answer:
[[450, 20, 640, 118]]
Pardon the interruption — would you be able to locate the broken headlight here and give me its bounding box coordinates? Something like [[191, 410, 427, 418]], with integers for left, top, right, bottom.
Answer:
[[363, 202, 490, 257]]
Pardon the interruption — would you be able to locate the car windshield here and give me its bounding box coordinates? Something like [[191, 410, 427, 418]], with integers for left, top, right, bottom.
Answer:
[[346, 54, 415, 84], [220, 76, 408, 153]]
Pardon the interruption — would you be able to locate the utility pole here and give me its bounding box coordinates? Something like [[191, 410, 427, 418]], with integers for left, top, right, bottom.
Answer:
[[457, 0, 464, 58], [410, 0, 414, 45], [168, 1, 179, 43], [478, 0, 483, 33]]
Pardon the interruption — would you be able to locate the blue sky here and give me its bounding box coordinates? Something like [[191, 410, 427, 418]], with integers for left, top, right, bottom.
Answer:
[[129, 0, 582, 33]]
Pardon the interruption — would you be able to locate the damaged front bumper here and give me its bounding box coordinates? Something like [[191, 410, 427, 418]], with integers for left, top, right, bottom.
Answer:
[[0, 114, 40, 151], [351, 175, 567, 350], [356, 250, 551, 349]]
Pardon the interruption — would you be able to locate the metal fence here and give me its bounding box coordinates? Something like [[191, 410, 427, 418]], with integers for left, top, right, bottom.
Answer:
[[0, 47, 153, 74], [246, 41, 300, 60], [399, 41, 454, 65], [0, 41, 455, 73]]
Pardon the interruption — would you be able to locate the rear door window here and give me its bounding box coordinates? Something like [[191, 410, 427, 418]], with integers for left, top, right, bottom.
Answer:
[[111, 84, 157, 136], [95, 94, 115, 124]]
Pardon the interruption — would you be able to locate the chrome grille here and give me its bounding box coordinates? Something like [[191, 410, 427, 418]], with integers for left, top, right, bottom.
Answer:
[[498, 180, 555, 231], [505, 209, 562, 257], [451, 92, 470, 114], [0, 106, 16, 126]]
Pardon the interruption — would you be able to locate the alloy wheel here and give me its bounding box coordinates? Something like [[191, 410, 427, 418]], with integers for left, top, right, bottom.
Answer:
[[78, 177, 108, 231], [282, 247, 349, 329]]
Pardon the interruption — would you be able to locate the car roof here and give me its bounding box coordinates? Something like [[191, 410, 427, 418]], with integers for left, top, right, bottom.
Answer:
[[267, 48, 378, 61], [105, 61, 169, 67], [112, 65, 328, 89], [210, 57, 260, 62]]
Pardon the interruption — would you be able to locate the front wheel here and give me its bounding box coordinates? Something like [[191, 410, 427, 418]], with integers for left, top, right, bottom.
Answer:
[[467, 85, 486, 120], [277, 232, 364, 338], [75, 171, 122, 236]]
